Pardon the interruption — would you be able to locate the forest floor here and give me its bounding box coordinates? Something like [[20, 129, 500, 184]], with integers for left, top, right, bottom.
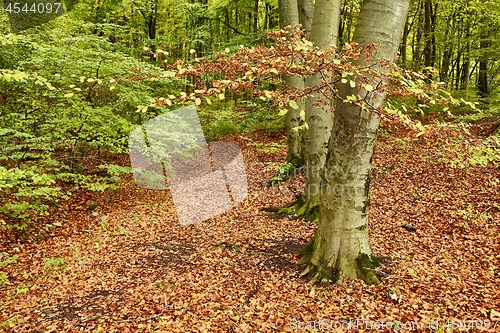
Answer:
[[1, 123, 499, 332]]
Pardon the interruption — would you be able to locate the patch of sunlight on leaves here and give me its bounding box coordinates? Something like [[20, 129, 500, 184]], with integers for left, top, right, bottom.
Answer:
[[437, 137, 500, 168], [453, 203, 493, 228]]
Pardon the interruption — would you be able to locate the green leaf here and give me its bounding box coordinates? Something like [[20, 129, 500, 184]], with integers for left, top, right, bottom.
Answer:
[[278, 108, 288, 116], [289, 100, 299, 110]]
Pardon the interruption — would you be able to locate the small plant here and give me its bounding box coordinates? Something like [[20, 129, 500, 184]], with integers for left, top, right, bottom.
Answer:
[[393, 137, 411, 151], [16, 284, 29, 294], [412, 192, 422, 202], [98, 217, 108, 232], [0, 254, 17, 286], [0, 316, 17, 329], [454, 203, 492, 228], [0, 272, 9, 286], [42, 257, 67, 271], [0, 255, 17, 267]]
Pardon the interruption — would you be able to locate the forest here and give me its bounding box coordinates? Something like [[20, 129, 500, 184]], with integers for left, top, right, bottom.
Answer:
[[0, 0, 499, 331]]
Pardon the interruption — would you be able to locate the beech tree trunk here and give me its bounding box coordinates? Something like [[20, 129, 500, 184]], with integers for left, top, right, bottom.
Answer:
[[278, 0, 306, 166], [300, 0, 410, 284], [289, 0, 341, 220]]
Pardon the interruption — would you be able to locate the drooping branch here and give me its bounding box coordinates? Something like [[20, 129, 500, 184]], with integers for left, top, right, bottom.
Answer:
[[119, 27, 472, 129]]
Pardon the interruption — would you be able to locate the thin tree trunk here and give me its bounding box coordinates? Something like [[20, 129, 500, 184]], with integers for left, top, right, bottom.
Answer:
[[300, 0, 410, 284], [400, 17, 409, 68], [477, 0, 491, 99], [462, 3, 472, 90], [478, 39, 491, 98], [440, 19, 453, 86], [412, 0, 424, 70], [148, 0, 158, 61], [253, 0, 259, 33], [423, 0, 432, 68]]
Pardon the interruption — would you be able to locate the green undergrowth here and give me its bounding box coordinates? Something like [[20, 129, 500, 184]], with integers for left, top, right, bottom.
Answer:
[[198, 100, 284, 141], [0, 20, 180, 234]]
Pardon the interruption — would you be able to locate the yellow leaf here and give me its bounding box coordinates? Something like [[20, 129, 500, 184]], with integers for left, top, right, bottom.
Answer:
[[349, 80, 356, 88], [64, 93, 74, 98], [299, 110, 306, 120], [218, 93, 225, 100], [195, 98, 201, 106], [364, 84, 374, 91]]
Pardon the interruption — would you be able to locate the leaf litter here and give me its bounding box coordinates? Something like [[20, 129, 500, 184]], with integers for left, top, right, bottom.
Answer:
[[0, 127, 499, 332]]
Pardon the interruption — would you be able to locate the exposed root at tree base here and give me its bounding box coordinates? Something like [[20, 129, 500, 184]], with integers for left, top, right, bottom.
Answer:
[[278, 196, 319, 221], [262, 195, 319, 221], [298, 249, 382, 285]]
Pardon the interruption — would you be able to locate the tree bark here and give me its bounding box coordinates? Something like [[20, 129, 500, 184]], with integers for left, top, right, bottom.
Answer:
[[300, 0, 410, 284], [297, 0, 313, 38]]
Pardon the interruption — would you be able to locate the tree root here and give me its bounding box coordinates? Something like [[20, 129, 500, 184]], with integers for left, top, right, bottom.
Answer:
[[262, 195, 319, 221], [298, 247, 382, 285], [355, 253, 381, 284], [278, 196, 319, 221]]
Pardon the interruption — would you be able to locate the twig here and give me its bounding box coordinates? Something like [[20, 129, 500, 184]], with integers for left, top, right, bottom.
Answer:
[[362, 267, 435, 285]]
